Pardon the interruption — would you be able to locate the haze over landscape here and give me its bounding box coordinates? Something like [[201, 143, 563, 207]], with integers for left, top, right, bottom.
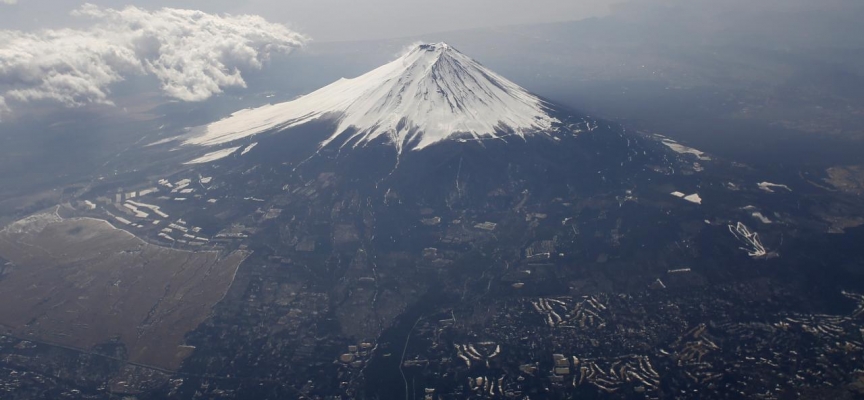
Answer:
[[1, 1, 864, 399]]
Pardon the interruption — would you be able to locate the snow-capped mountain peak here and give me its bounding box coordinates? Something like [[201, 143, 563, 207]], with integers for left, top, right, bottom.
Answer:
[[185, 42, 559, 154]]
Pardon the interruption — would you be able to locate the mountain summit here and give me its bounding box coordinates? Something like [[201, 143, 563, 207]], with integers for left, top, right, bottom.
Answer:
[[185, 42, 559, 154]]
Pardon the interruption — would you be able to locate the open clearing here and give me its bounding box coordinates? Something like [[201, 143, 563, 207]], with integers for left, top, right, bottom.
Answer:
[[0, 210, 247, 370]]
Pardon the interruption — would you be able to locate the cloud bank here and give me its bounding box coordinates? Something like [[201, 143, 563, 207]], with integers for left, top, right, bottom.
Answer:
[[0, 3, 308, 115]]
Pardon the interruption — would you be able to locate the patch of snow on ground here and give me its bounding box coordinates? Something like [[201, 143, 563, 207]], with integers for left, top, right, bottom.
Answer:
[[241, 142, 258, 156], [670, 191, 686, 198], [661, 139, 711, 161], [146, 136, 182, 147], [758, 182, 792, 193], [683, 193, 702, 204], [184, 146, 241, 165], [728, 222, 767, 257], [743, 205, 772, 224], [752, 212, 772, 224]]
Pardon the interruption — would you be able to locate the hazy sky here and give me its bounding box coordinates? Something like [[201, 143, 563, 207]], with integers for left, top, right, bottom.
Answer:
[[0, 0, 616, 42], [2, 0, 861, 121], [0, 0, 620, 117]]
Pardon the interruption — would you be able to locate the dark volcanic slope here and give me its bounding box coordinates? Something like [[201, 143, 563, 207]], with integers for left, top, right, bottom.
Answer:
[[149, 105, 864, 399]]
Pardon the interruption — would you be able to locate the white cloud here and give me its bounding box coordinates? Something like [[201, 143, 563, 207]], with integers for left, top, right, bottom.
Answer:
[[1, 0, 18, 5], [0, 3, 307, 114]]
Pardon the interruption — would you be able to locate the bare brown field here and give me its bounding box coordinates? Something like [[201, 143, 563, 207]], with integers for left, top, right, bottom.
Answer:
[[826, 165, 864, 196], [0, 209, 247, 370]]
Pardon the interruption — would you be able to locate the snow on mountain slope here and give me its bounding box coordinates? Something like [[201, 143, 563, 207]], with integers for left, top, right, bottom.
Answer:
[[185, 43, 559, 154]]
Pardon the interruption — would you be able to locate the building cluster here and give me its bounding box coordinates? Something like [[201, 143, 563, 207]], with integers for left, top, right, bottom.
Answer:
[[530, 295, 608, 329], [454, 342, 501, 368]]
